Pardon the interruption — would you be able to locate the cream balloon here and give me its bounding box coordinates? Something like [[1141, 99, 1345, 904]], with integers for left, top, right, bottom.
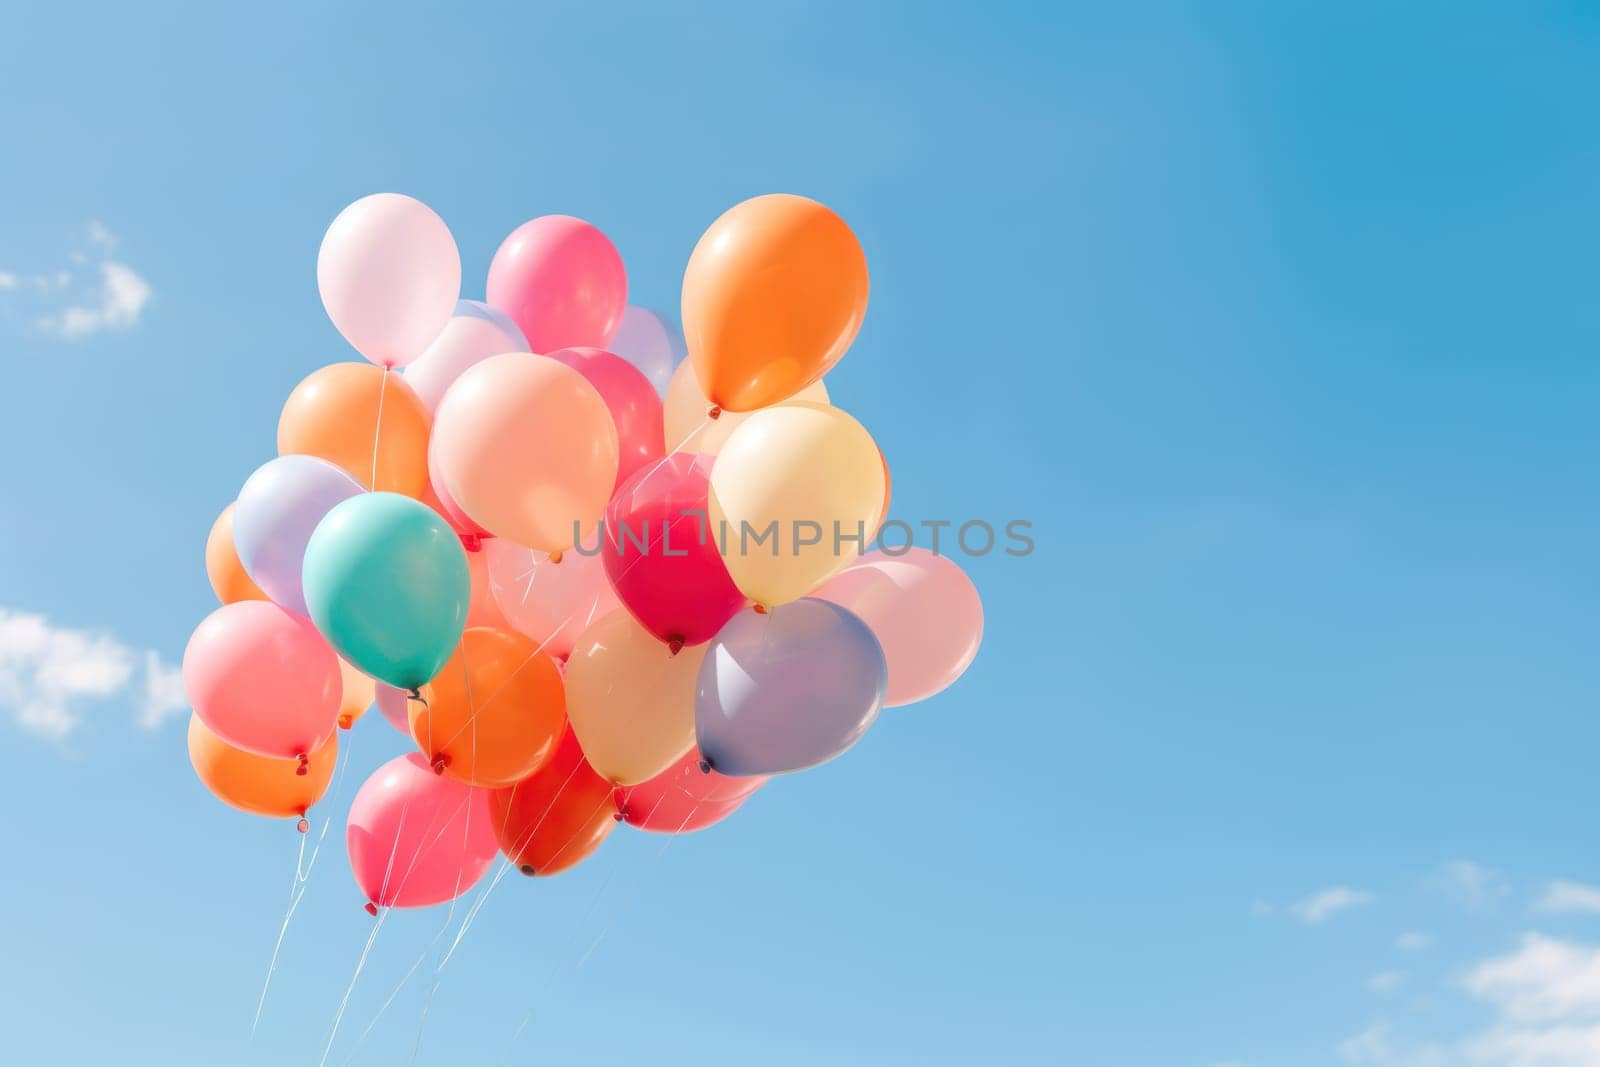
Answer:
[[708, 403, 886, 607], [564, 611, 703, 785], [430, 353, 619, 553], [663, 360, 829, 455], [336, 657, 375, 729]]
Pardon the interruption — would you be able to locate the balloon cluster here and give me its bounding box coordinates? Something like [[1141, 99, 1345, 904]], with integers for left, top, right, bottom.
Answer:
[[185, 192, 984, 912]]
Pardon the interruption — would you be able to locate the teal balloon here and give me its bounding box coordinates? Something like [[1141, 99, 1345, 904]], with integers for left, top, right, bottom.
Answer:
[[301, 493, 469, 690]]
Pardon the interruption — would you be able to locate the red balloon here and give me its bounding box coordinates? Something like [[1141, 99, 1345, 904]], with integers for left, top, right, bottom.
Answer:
[[544, 347, 664, 490], [602, 453, 747, 648], [488, 727, 617, 877], [615, 746, 766, 834]]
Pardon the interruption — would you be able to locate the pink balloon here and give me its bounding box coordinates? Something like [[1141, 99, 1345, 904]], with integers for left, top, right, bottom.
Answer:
[[603, 453, 746, 648], [182, 601, 341, 760], [483, 538, 618, 659], [317, 193, 461, 368], [464, 543, 511, 631], [544, 348, 664, 489], [614, 747, 766, 834], [486, 216, 627, 353], [404, 300, 529, 413], [347, 753, 499, 910], [374, 683, 413, 734], [812, 548, 983, 707]]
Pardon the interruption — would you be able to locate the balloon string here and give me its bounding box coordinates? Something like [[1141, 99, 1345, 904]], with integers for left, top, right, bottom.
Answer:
[[371, 367, 389, 490]]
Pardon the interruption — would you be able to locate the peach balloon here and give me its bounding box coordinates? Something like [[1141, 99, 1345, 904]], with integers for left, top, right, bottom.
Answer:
[[336, 657, 375, 729], [409, 627, 566, 788], [565, 611, 703, 786], [187, 714, 337, 821], [812, 548, 983, 707], [277, 362, 431, 497], [662, 359, 829, 456], [482, 538, 618, 659], [682, 194, 868, 412], [464, 546, 511, 631], [430, 353, 618, 552], [204, 503, 267, 605]]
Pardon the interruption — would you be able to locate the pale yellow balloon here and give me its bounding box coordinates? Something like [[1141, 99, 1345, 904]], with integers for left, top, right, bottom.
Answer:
[[663, 360, 829, 455], [336, 657, 375, 729], [564, 611, 703, 786], [708, 402, 886, 607]]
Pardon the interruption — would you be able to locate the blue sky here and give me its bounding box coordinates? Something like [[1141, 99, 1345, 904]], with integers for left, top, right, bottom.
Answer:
[[1, 2, 1597, 1064]]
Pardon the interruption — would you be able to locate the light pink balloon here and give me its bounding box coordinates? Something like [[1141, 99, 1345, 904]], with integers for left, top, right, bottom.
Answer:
[[812, 548, 983, 707], [544, 347, 664, 490], [483, 537, 618, 659], [374, 683, 413, 734], [486, 215, 627, 352], [404, 300, 529, 413], [317, 193, 462, 368], [182, 600, 341, 759], [347, 753, 499, 910], [614, 746, 766, 835], [464, 543, 511, 631]]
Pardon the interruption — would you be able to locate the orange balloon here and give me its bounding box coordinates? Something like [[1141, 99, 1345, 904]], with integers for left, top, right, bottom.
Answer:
[[682, 194, 868, 412], [489, 727, 617, 877], [187, 714, 337, 821], [277, 362, 431, 497], [205, 503, 268, 605], [336, 657, 375, 730], [409, 627, 565, 788]]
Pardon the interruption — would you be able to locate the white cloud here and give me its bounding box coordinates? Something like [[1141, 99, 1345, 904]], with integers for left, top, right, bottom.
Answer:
[[1398, 932, 1433, 951], [1463, 1022, 1600, 1066], [1463, 934, 1600, 1025], [1536, 882, 1600, 916], [1438, 861, 1512, 910], [36, 260, 151, 338], [1338, 1023, 1448, 1066], [1371, 971, 1406, 994], [86, 218, 115, 249], [0, 608, 184, 740], [1293, 886, 1374, 924], [0, 270, 16, 290]]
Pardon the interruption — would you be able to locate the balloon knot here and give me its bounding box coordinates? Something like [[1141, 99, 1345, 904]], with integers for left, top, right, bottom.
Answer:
[[666, 635, 685, 656], [364, 901, 378, 917], [461, 533, 483, 553], [706, 404, 722, 420], [519, 864, 537, 877], [296, 817, 309, 834], [548, 549, 564, 565], [338, 713, 353, 730], [612, 809, 625, 822], [752, 603, 769, 615], [295, 752, 309, 776], [408, 687, 429, 709], [430, 754, 450, 775], [698, 758, 713, 775]]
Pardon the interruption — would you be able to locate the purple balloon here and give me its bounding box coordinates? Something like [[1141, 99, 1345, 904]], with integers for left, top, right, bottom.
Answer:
[[232, 455, 364, 616], [374, 683, 413, 734], [606, 306, 686, 397], [695, 599, 887, 777]]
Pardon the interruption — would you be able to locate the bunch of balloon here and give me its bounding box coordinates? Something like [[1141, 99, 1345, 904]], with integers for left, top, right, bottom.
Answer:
[[180, 190, 984, 924]]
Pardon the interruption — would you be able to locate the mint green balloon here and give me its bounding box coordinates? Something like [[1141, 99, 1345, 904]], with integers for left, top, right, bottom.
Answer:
[[302, 492, 469, 690]]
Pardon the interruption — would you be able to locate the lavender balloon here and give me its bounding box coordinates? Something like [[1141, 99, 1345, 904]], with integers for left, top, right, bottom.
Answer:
[[232, 455, 364, 616], [695, 599, 887, 776], [606, 306, 686, 397], [404, 300, 529, 413], [374, 683, 413, 734]]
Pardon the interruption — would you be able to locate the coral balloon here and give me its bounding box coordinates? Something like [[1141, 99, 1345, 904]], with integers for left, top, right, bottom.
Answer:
[[301, 493, 470, 690], [204, 503, 266, 605], [607, 306, 686, 396], [662, 359, 828, 455], [409, 627, 565, 788], [813, 548, 983, 707], [544, 347, 664, 489], [182, 600, 340, 761], [708, 403, 886, 606], [232, 455, 364, 616], [317, 193, 461, 369], [463, 544, 511, 631], [486, 215, 627, 353], [681, 194, 867, 412], [404, 300, 528, 413], [614, 747, 766, 834], [696, 599, 887, 776], [602, 453, 745, 647], [187, 714, 337, 822], [336, 657, 374, 729], [488, 728, 617, 877], [430, 353, 618, 552], [483, 539, 618, 659], [565, 611, 703, 786], [277, 362, 431, 497], [347, 753, 498, 910]]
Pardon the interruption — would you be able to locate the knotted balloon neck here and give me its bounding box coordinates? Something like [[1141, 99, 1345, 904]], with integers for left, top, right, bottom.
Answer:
[[338, 713, 353, 730], [666, 635, 685, 656], [697, 757, 713, 775], [295, 752, 309, 776], [460, 533, 484, 553], [364, 901, 378, 916], [706, 403, 722, 420], [548, 549, 564, 565], [296, 816, 309, 834], [407, 687, 429, 709], [430, 753, 451, 775], [519, 864, 537, 877], [752, 603, 769, 615]]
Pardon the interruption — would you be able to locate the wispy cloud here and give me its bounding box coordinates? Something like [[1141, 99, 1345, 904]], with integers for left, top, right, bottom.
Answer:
[[1536, 882, 1600, 916], [2, 221, 152, 339], [1436, 861, 1511, 911], [1370, 971, 1405, 994], [0, 607, 184, 740], [1293, 886, 1374, 924], [1397, 932, 1432, 951]]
